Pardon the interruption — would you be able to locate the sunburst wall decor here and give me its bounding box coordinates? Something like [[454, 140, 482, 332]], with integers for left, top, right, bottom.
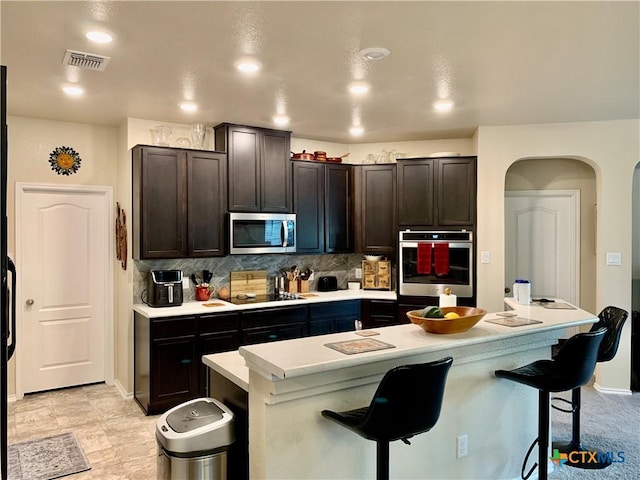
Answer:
[[49, 146, 82, 175]]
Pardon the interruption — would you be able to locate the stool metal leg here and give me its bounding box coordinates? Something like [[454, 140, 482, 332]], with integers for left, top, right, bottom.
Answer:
[[538, 390, 549, 480], [552, 388, 612, 469], [376, 441, 389, 480]]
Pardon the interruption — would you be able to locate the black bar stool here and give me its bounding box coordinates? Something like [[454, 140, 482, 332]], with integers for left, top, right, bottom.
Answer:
[[321, 357, 453, 480], [552, 306, 628, 469], [495, 329, 605, 480]]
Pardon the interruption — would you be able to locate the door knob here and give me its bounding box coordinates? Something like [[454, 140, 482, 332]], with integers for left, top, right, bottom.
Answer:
[[26, 298, 34, 306]]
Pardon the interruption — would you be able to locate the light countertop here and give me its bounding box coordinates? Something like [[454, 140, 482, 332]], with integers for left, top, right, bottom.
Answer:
[[203, 350, 249, 391], [133, 288, 396, 318], [238, 299, 597, 380]]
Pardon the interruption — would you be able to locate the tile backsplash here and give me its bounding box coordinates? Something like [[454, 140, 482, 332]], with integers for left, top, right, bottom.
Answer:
[[134, 253, 393, 304]]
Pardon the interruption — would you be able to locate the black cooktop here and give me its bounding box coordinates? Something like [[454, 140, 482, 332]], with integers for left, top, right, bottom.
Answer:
[[228, 293, 304, 305]]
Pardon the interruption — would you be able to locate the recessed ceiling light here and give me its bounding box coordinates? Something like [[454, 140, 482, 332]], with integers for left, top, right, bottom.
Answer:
[[273, 115, 290, 126], [236, 60, 262, 73], [180, 102, 198, 112], [350, 126, 364, 136], [86, 31, 113, 44], [433, 99, 454, 112], [348, 83, 370, 95], [62, 85, 84, 96], [360, 47, 390, 61]]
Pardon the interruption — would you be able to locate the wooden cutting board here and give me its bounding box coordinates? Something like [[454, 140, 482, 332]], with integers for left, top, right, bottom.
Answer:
[[230, 270, 268, 297]]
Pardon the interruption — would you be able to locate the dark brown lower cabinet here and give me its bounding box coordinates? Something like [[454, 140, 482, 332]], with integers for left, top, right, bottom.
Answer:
[[361, 299, 401, 329], [308, 301, 360, 335], [134, 314, 199, 415], [134, 298, 397, 415], [240, 305, 308, 345], [135, 312, 240, 415], [198, 313, 240, 397]]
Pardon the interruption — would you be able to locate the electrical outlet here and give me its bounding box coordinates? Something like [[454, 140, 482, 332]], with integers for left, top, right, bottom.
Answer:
[[355, 268, 362, 279], [308, 271, 315, 281], [182, 277, 190, 289], [456, 434, 468, 458], [481, 251, 491, 264]]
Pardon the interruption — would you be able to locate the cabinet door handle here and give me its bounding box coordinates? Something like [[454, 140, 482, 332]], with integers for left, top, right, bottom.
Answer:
[[180, 359, 192, 364], [268, 334, 278, 340], [281, 221, 288, 247]]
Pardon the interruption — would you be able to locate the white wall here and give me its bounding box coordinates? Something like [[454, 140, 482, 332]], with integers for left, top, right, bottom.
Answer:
[[6, 115, 118, 395], [292, 137, 476, 164], [476, 120, 640, 392], [633, 166, 640, 311], [505, 158, 597, 315]]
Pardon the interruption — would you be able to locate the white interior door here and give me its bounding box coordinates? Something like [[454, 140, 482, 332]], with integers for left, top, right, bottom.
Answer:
[[16, 184, 112, 394], [505, 190, 580, 329]]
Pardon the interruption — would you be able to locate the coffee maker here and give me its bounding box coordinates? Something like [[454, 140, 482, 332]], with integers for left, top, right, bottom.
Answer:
[[147, 270, 183, 307]]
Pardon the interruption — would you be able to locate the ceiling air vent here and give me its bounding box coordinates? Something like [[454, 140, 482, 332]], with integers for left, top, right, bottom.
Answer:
[[62, 49, 111, 71]]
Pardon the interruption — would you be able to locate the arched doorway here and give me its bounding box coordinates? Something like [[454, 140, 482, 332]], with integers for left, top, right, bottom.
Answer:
[[504, 157, 597, 317]]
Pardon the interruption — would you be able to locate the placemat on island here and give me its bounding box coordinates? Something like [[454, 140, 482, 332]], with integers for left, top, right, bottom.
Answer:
[[485, 316, 543, 327], [541, 302, 577, 310], [325, 338, 395, 355]]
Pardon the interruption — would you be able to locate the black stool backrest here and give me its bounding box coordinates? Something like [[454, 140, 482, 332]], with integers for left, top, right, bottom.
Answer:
[[553, 328, 606, 390], [589, 306, 628, 362], [359, 356, 453, 442]]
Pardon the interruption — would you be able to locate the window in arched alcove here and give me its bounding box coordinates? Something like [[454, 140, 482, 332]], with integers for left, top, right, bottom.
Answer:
[[504, 157, 597, 323]]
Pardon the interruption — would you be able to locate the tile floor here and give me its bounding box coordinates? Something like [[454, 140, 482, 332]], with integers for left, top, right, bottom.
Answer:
[[8, 383, 160, 479]]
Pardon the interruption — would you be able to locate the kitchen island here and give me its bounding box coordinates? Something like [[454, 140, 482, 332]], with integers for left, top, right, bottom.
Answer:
[[203, 300, 597, 479]]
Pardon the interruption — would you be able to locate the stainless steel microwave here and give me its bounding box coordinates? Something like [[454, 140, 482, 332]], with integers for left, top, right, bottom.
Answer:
[[229, 212, 296, 254]]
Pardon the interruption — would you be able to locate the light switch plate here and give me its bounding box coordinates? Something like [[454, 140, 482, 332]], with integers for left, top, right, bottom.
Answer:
[[606, 252, 622, 266]]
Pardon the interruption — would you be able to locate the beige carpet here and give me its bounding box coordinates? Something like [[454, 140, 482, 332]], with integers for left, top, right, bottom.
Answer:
[[8, 432, 91, 480], [549, 385, 639, 479]]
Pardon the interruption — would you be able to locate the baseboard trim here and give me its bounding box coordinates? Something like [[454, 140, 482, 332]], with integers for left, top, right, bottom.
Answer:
[[593, 382, 632, 395], [113, 379, 133, 399]]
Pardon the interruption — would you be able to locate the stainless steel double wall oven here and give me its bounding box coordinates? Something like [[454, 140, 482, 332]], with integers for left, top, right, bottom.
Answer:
[[398, 230, 474, 301]]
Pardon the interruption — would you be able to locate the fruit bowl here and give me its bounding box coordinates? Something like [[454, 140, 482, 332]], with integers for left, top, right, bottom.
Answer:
[[407, 306, 487, 334]]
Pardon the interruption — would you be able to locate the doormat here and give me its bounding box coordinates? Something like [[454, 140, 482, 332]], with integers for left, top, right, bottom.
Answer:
[[8, 432, 91, 480]]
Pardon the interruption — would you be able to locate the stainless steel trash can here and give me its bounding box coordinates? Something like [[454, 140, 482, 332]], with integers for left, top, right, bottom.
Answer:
[[156, 397, 235, 480]]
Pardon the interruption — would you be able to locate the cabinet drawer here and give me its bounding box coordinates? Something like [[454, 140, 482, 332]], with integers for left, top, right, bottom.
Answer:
[[199, 313, 239, 335], [240, 306, 308, 329], [151, 316, 196, 339], [242, 321, 308, 345], [367, 300, 397, 316], [309, 301, 360, 319]]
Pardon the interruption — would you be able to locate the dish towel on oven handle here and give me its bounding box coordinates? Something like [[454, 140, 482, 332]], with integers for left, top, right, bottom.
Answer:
[[434, 242, 450, 275], [417, 242, 432, 274]]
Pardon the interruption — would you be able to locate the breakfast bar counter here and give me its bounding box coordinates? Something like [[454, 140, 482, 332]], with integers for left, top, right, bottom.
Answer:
[[205, 300, 597, 479]]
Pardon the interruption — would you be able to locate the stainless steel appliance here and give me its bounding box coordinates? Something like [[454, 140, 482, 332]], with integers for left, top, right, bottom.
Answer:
[[156, 397, 235, 480], [147, 270, 183, 307], [229, 212, 296, 254], [398, 230, 473, 298]]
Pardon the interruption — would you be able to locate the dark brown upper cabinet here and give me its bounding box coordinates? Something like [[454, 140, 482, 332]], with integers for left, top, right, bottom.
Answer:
[[397, 156, 476, 228], [214, 123, 291, 213], [325, 164, 353, 253], [132, 145, 227, 259], [292, 161, 353, 254], [292, 161, 324, 253], [354, 164, 397, 255]]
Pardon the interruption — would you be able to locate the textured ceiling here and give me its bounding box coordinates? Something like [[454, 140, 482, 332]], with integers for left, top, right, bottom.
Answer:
[[1, 1, 638, 143]]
